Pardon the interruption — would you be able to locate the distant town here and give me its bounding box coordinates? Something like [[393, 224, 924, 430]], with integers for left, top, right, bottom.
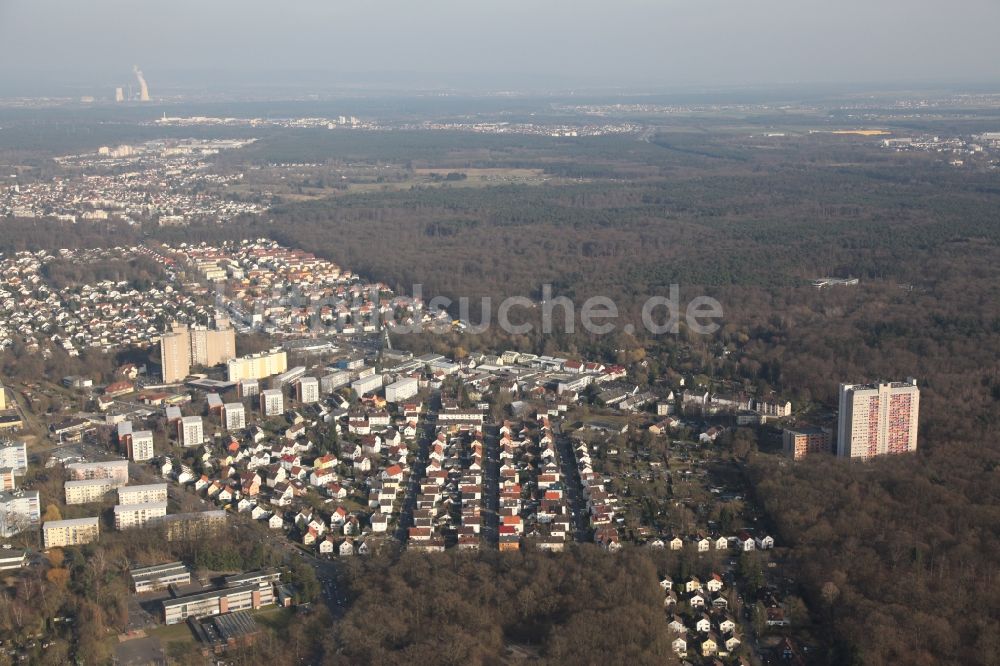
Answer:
[[1, 139, 262, 224]]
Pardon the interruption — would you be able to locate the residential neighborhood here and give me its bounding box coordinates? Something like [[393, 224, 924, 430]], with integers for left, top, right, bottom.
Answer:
[[0, 304, 824, 665], [1, 138, 262, 225]]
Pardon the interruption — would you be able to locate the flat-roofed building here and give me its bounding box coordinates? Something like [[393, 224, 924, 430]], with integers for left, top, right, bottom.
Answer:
[[783, 427, 833, 461], [163, 320, 235, 383], [238, 378, 260, 399], [272, 366, 306, 388], [162, 582, 275, 624], [117, 419, 133, 443], [43, 516, 100, 548], [756, 399, 793, 420], [320, 371, 351, 394], [336, 356, 366, 370], [206, 393, 224, 412], [0, 489, 40, 537], [0, 468, 15, 492], [296, 377, 320, 404], [0, 414, 23, 431], [179, 416, 204, 447], [438, 408, 484, 424], [50, 417, 88, 439], [351, 374, 383, 397], [131, 561, 191, 593], [114, 501, 168, 529], [161, 510, 227, 542], [129, 430, 155, 462], [838, 379, 920, 460], [226, 350, 288, 382], [160, 322, 191, 383], [118, 483, 168, 505], [260, 389, 283, 417], [222, 569, 282, 588], [223, 403, 246, 431], [385, 377, 419, 403], [190, 610, 261, 651], [0, 441, 27, 474], [189, 321, 236, 368], [0, 549, 26, 571], [65, 478, 117, 504], [66, 459, 129, 484]]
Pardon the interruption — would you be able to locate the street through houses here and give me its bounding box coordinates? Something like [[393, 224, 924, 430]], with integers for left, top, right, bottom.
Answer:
[[553, 417, 592, 543], [481, 423, 500, 548], [394, 392, 438, 544]]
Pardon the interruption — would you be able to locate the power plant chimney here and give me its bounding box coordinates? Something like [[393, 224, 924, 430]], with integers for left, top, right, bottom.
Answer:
[[133, 65, 150, 102]]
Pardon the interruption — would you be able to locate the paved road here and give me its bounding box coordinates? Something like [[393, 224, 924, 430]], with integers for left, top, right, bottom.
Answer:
[[481, 424, 500, 548], [244, 522, 349, 616], [552, 419, 592, 543], [393, 397, 438, 544]]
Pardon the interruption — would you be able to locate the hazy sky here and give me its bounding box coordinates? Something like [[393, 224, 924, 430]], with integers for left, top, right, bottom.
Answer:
[[2, 0, 1000, 94]]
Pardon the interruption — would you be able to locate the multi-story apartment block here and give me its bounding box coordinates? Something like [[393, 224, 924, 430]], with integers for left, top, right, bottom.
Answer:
[[43, 516, 100, 548], [189, 319, 236, 368], [162, 319, 236, 383], [0, 489, 40, 537], [755, 399, 793, 420], [350, 373, 383, 397], [129, 430, 155, 462], [161, 510, 227, 541], [226, 349, 288, 382], [223, 403, 246, 430], [782, 427, 833, 461], [160, 322, 191, 383], [118, 483, 168, 505], [273, 366, 306, 388], [114, 501, 168, 529], [179, 416, 204, 447], [65, 478, 117, 504], [385, 377, 419, 403], [838, 379, 920, 460], [0, 441, 28, 474], [320, 371, 351, 393], [0, 468, 14, 492], [117, 420, 133, 446], [296, 377, 320, 404], [238, 378, 260, 398], [260, 389, 284, 416], [66, 459, 129, 484]]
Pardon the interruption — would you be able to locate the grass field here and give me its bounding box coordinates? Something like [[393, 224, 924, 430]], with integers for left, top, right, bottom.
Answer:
[[147, 620, 196, 651], [253, 606, 295, 632], [224, 165, 567, 203], [412, 167, 549, 182]]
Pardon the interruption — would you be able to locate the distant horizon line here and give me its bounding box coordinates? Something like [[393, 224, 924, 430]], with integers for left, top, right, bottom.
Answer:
[[4, 67, 1000, 99], [5, 77, 1000, 103]]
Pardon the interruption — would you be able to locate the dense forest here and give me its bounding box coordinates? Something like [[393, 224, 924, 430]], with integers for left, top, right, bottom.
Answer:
[[328, 547, 677, 665], [750, 451, 1000, 665]]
